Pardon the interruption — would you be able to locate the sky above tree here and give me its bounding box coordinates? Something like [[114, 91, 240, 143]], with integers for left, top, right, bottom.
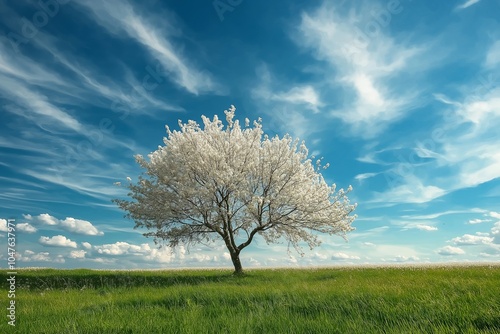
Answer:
[[0, 0, 499, 269]]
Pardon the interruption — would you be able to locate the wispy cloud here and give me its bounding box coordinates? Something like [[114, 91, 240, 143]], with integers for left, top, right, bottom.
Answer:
[[402, 208, 486, 220], [22, 169, 128, 201], [268, 85, 323, 113], [485, 40, 500, 68], [372, 175, 446, 204], [0, 76, 83, 133], [354, 173, 378, 182], [76, 0, 221, 95], [34, 34, 183, 114], [251, 64, 325, 140], [456, 0, 482, 10], [295, 2, 424, 137], [391, 220, 438, 231], [366, 39, 500, 205]]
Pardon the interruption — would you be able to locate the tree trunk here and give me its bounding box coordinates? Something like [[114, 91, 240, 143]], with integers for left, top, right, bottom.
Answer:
[[229, 250, 244, 275]]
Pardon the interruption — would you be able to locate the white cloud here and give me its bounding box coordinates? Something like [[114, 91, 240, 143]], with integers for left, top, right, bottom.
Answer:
[[0, 219, 8, 232], [94, 242, 151, 256], [30, 213, 103, 236], [69, 250, 87, 259], [19, 250, 65, 263], [38, 213, 59, 225], [288, 255, 299, 264], [437, 246, 465, 256], [190, 253, 212, 263], [16, 223, 37, 233], [456, 93, 500, 127], [39, 235, 77, 248], [452, 234, 493, 245], [491, 222, 500, 244], [392, 255, 420, 262], [178, 245, 186, 260], [146, 247, 175, 263], [88, 257, 117, 264], [414, 224, 438, 231], [82, 242, 92, 249], [248, 257, 261, 266], [90, 241, 213, 265], [468, 218, 490, 224], [456, 0, 482, 10], [60, 217, 104, 236], [489, 211, 500, 220], [331, 252, 360, 260]]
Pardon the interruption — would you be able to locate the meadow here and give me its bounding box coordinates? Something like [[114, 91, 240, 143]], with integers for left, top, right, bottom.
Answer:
[[1, 265, 499, 333]]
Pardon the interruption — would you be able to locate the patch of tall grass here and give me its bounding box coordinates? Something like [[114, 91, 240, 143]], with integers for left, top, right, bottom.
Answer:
[[1, 266, 499, 333]]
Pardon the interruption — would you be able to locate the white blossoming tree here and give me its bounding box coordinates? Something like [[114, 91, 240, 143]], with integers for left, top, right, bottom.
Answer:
[[114, 106, 356, 274]]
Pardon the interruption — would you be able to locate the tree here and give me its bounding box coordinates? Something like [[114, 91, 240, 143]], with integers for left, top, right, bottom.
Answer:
[[114, 106, 356, 274]]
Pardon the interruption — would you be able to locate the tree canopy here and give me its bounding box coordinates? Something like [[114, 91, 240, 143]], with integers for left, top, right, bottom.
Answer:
[[114, 106, 356, 273]]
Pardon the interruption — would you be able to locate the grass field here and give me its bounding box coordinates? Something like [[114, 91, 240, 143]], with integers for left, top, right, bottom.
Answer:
[[1, 265, 499, 333]]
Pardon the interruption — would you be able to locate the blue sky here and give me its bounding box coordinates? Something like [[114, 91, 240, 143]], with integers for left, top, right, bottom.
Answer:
[[1, 0, 499, 269]]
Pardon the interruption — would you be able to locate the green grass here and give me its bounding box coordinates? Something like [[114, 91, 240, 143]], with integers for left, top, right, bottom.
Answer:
[[1, 265, 499, 333]]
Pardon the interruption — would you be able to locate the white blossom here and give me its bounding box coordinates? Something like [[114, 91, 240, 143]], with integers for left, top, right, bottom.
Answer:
[[114, 105, 356, 273]]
